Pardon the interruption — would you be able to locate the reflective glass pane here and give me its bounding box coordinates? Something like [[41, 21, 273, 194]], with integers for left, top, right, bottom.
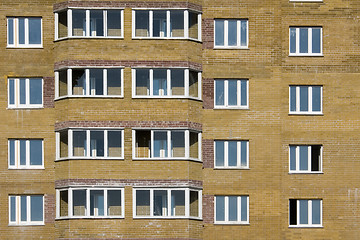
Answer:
[[90, 10, 104, 36], [241, 141, 247, 167], [72, 69, 86, 95], [19, 18, 25, 44], [153, 69, 167, 96], [290, 28, 296, 53], [300, 86, 309, 111], [170, 10, 184, 37], [299, 146, 308, 171], [9, 140, 15, 166], [241, 80, 247, 106], [136, 190, 150, 216], [290, 146, 296, 171], [228, 80, 238, 106], [107, 10, 121, 36], [58, 11, 68, 39], [90, 131, 104, 157], [30, 196, 43, 221], [300, 28, 308, 53], [59, 70, 68, 97], [21, 196, 27, 221], [9, 79, 15, 105], [241, 196, 248, 221], [72, 10, 86, 36], [90, 190, 104, 216], [108, 131, 122, 157], [153, 11, 167, 37], [10, 196, 16, 222], [290, 86, 296, 111], [228, 141, 237, 166], [299, 200, 308, 224], [312, 28, 321, 54], [135, 11, 149, 37], [171, 69, 184, 96], [171, 131, 185, 158], [154, 190, 168, 216], [107, 69, 122, 95], [312, 200, 321, 224], [20, 140, 26, 166], [228, 20, 237, 46], [215, 141, 224, 167], [30, 140, 42, 165], [73, 131, 87, 157], [73, 190, 86, 216], [89, 69, 103, 95], [215, 80, 224, 106], [215, 20, 224, 46], [189, 70, 198, 98], [29, 78, 42, 104], [188, 12, 198, 39], [20, 78, 26, 104], [190, 191, 199, 217], [60, 191, 68, 217], [108, 190, 122, 216], [28, 18, 41, 44], [136, 69, 150, 95], [229, 196, 238, 221], [171, 190, 185, 216], [8, 18, 14, 44], [241, 20, 247, 47], [154, 132, 168, 158], [312, 86, 321, 112], [216, 196, 225, 221]]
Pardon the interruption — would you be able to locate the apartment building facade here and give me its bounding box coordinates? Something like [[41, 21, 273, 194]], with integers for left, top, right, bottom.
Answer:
[[0, 0, 359, 239]]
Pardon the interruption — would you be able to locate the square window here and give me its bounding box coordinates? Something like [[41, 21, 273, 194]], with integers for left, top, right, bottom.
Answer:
[[215, 196, 249, 224], [289, 86, 322, 114], [8, 78, 43, 108], [215, 140, 249, 168], [289, 199, 322, 227], [214, 19, 248, 48], [214, 79, 248, 109], [289, 145, 322, 173], [8, 139, 44, 169], [289, 27, 322, 56], [7, 17, 42, 48], [9, 195, 44, 225]]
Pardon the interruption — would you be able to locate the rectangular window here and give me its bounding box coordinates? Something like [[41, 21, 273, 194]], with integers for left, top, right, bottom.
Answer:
[[55, 9, 123, 39], [56, 188, 124, 218], [289, 27, 322, 56], [133, 10, 201, 40], [289, 199, 322, 227], [56, 129, 124, 160], [289, 86, 322, 114], [133, 129, 201, 161], [133, 188, 201, 219], [214, 140, 249, 168], [214, 79, 248, 108], [214, 19, 248, 48], [55, 68, 123, 98], [289, 145, 322, 173], [132, 69, 201, 99], [9, 195, 44, 225], [7, 17, 42, 48], [8, 139, 43, 169], [215, 196, 249, 224], [8, 78, 43, 108]]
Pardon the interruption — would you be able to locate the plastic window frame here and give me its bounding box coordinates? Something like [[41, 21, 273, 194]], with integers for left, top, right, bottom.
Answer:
[[289, 145, 323, 173], [213, 19, 249, 49], [8, 139, 44, 169], [8, 78, 43, 109], [7, 17, 43, 48], [289, 27, 323, 56], [289, 85, 323, 115], [214, 79, 249, 109], [214, 195, 249, 224], [289, 199, 323, 228], [214, 140, 249, 169], [8, 195, 44, 226]]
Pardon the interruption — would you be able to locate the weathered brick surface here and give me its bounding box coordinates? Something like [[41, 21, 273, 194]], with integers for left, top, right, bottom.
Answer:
[[44, 77, 55, 108], [202, 195, 214, 224], [202, 139, 213, 168], [202, 78, 214, 109]]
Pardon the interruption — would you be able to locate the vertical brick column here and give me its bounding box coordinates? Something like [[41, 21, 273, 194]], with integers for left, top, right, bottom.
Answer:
[[44, 194, 55, 223], [43, 77, 54, 108], [202, 195, 214, 224], [202, 78, 214, 109], [202, 18, 214, 49], [202, 139, 214, 168]]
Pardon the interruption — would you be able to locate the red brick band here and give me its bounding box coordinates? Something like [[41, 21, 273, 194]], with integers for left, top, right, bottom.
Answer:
[[44, 77, 55, 108], [202, 78, 214, 109], [202, 18, 214, 50], [202, 139, 214, 168], [44, 194, 55, 223], [202, 195, 214, 224]]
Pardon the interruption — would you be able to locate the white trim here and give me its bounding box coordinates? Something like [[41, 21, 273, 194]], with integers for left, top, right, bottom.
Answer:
[[214, 140, 249, 169], [214, 195, 249, 224], [7, 17, 43, 48], [289, 199, 323, 227], [214, 19, 249, 49], [289, 85, 323, 114], [8, 195, 45, 226], [7, 78, 43, 109], [8, 139, 44, 169], [289, 27, 323, 56], [289, 145, 323, 173], [214, 79, 249, 109]]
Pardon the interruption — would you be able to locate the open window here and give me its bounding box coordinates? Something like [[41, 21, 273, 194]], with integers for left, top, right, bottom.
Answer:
[[289, 145, 322, 173]]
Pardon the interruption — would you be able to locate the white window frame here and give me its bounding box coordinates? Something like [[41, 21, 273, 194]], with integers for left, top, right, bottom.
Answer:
[[289, 27, 323, 56], [54, 9, 124, 40], [289, 145, 322, 173], [132, 188, 202, 219], [289, 85, 323, 115], [131, 68, 202, 100], [55, 128, 124, 160], [8, 78, 43, 109], [214, 79, 249, 109], [213, 19, 249, 49], [7, 17, 43, 48], [55, 68, 124, 99], [56, 187, 124, 219], [289, 199, 323, 228], [9, 195, 44, 226], [132, 129, 202, 161], [132, 9, 202, 41], [214, 195, 249, 224], [289, 0, 322, 2], [214, 140, 249, 169], [8, 139, 44, 169]]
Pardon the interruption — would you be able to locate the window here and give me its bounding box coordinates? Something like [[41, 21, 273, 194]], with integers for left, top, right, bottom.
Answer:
[[55, 68, 123, 98], [133, 188, 201, 219], [289, 27, 322, 56], [56, 188, 124, 219], [214, 140, 249, 168], [8, 139, 43, 169], [9, 195, 44, 225], [289, 145, 322, 173], [8, 78, 43, 108], [133, 129, 201, 161], [215, 196, 249, 224], [289, 199, 322, 227], [132, 10, 201, 40], [214, 79, 248, 108], [7, 17, 42, 48], [289, 86, 322, 114], [214, 19, 248, 48], [55, 9, 124, 39], [56, 129, 124, 160], [132, 68, 201, 99]]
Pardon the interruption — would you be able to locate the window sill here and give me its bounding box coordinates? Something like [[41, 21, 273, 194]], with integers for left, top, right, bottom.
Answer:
[[55, 157, 124, 161], [8, 167, 45, 170], [289, 225, 323, 228], [8, 223, 44, 226], [133, 216, 202, 220], [290, 0, 323, 2], [55, 96, 124, 101], [132, 37, 202, 43], [55, 36, 124, 41], [7, 46, 43, 49], [7, 106, 44, 110], [214, 167, 250, 170], [288, 112, 323, 116], [214, 222, 249, 225], [289, 171, 323, 174], [214, 106, 249, 110], [288, 54, 323, 57], [213, 47, 249, 50], [56, 216, 124, 220], [132, 96, 202, 101], [133, 157, 202, 163]]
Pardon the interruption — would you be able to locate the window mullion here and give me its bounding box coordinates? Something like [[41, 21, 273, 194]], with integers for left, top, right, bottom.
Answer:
[[237, 20, 241, 47], [224, 20, 228, 47], [55, 71, 59, 98], [296, 28, 300, 54], [309, 200, 312, 225], [308, 146, 312, 172], [198, 72, 202, 100], [167, 69, 171, 96], [224, 196, 229, 222], [185, 130, 190, 159], [69, 189, 73, 217], [296, 86, 300, 112], [15, 79, 19, 107], [86, 189, 90, 217], [297, 200, 300, 225], [85, 69, 90, 96], [238, 196, 241, 222], [86, 130, 90, 157], [26, 140, 30, 167], [86, 10, 90, 37], [198, 13, 202, 41], [25, 78, 30, 106], [68, 9, 72, 37], [68, 69, 72, 96], [167, 11, 171, 38], [308, 86, 313, 112], [25, 18, 29, 45], [295, 146, 299, 171], [184, 10, 189, 38], [15, 140, 19, 168], [149, 11, 153, 37], [55, 13, 59, 40], [308, 28, 312, 54], [167, 189, 171, 216], [103, 69, 108, 96], [237, 141, 241, 168], [224, 141, 229, 167], [150, 190, 154, 217], [68, 129, 73, 158], [167, 131, 171, 158], [104, 130, 108, 158], [185, 189, 190, 218], [149, 69, 154, 96], [237, 80, 241, 107], [104, 189, 108, 217], [151, 130, 154, 158], [198, 132, 202, 161], [184, 69, 189, 97], [27, 196, 31, 223], [224, 80, 229, 107], [104, 10, 107, 37]]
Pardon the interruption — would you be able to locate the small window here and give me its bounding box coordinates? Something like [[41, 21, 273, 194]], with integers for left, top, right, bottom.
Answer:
[[133, 129, 201, 161], [8, 78, 43, 108], [56, 129, 124, 160], [214, 140, 249, 168], [215, 196, 249, 224], [214, 19, 248, 48], [7, 17, 42, 48], [9, 195, 44, 225], [8, 139, 43, 169], [133, 188, 201, 219], [132, 69, 201, 99], [55, 9, 123, 39], [214, 79, 248, 109], [289, 27, 322, 56], [289, 145, 322, 173], [55, 68, 123, 98], [289, 199, 322, 227], [133, 10, 201, 40], [56, 188, 124, 219], [289, 86, 322, 114]]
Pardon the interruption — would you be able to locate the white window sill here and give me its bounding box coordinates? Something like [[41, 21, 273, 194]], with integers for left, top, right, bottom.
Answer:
[[7, 106, 44, 110], [9, 223, 44, 226], [8, 167, 45, 170], [55, 95, 123, 100], [214, 167, 250, 170], [289, 225, 323, 228], [214, 222, 249, 225], [214, 47, 249, 50], [132, 96, 201, 101], [132, 37, 201, 42], [289, 54, 323, 57], [55, 36, 124, 41], [289, 112, 323, 116], [55, 157, 124, 161], [133, 216, 202, 220], [290, 0, 323, 2], [214, 106, 249, 110], [133, 157, 202, 162], [7, 45, 43, 49], [289, 171, 323, 174], [56, 216, 124, 220]]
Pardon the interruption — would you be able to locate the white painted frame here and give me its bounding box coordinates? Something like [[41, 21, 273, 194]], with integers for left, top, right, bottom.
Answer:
[[8, 139, 44, 169], [9, 195, 45, 226], [214, 140, 249, 169], [132, 129, 202, 162], [289, 145, 323, 173], [8, 78, 43, 109], [55, 128, 124, 161], [214, 79, 249, 109], [290, 0, 322, 2], [289, 85, 323, 115], [7, 17, 43, 48], [55, 187, 125, 219], [289, 199, 323, 227], [132, 188, 202, 219], [289, 27, 323, 56], [214, 19, 249, 49], [214, 195, 249, 224], [131, 68, 201, 100]]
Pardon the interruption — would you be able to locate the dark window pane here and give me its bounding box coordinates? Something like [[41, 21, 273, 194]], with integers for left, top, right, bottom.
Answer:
[[8, 18, 14, 44], [73, 190, 86, 216], [228, 80, 237, 106], [90, 131, 104, 157], [241, 80, 247, 106], [19, 18, 25, 44], [136, 69, 150, 95], [241, 141, 247, 167], [136, 190, 150, 216], [107, 10, 121, 36], [228, 196, 238, 221], [107, 69, 122, 95], [171, 69, 184, 96], [299, 146, 308, 171], [90, 190, 104, 216], [290, 28, 296, 53], [299, 200, 308, 224], [228, 141, 237, 166], [29, 78, 42, 104], [30, 140, 42, 165], [153, 11, 167, 37], [21, 196, 27, 221], [215, 141, 224, 166], [170, 10, 184, 37], [289, 199, 297, 225], [20, 140, 26, 166], [30, 196, 43, 221], [20, 78, 26, 104], [10, 196, 16, 222], [300, 86, 308, 111], [241, 196, 247, 221], [153, 69, 167, 96], [108, 190, 122, 216], [228, 20, 237, 46], [153, 190, 168, 216], [311, 145, 321, 172], [215, 80, 224, 106], [89, 69, 103, 95], [9, 140, 15, 166], [135, 11, 149, 37], [240, 20, 247, 47], [290, 146, 296, 171], [290, 86, 296, 112], [312, 200, 321, 224], [299, 28, 308, 53], [216, 196, 225, 221], [28, 18, 41, 44], [312, 28, 321, 54], [72, 10, 86, 36], [312, 86, 321, 112], [9, 79, 15, 104], [90, 10, 104, 37], [215, 20, 224, 46]]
